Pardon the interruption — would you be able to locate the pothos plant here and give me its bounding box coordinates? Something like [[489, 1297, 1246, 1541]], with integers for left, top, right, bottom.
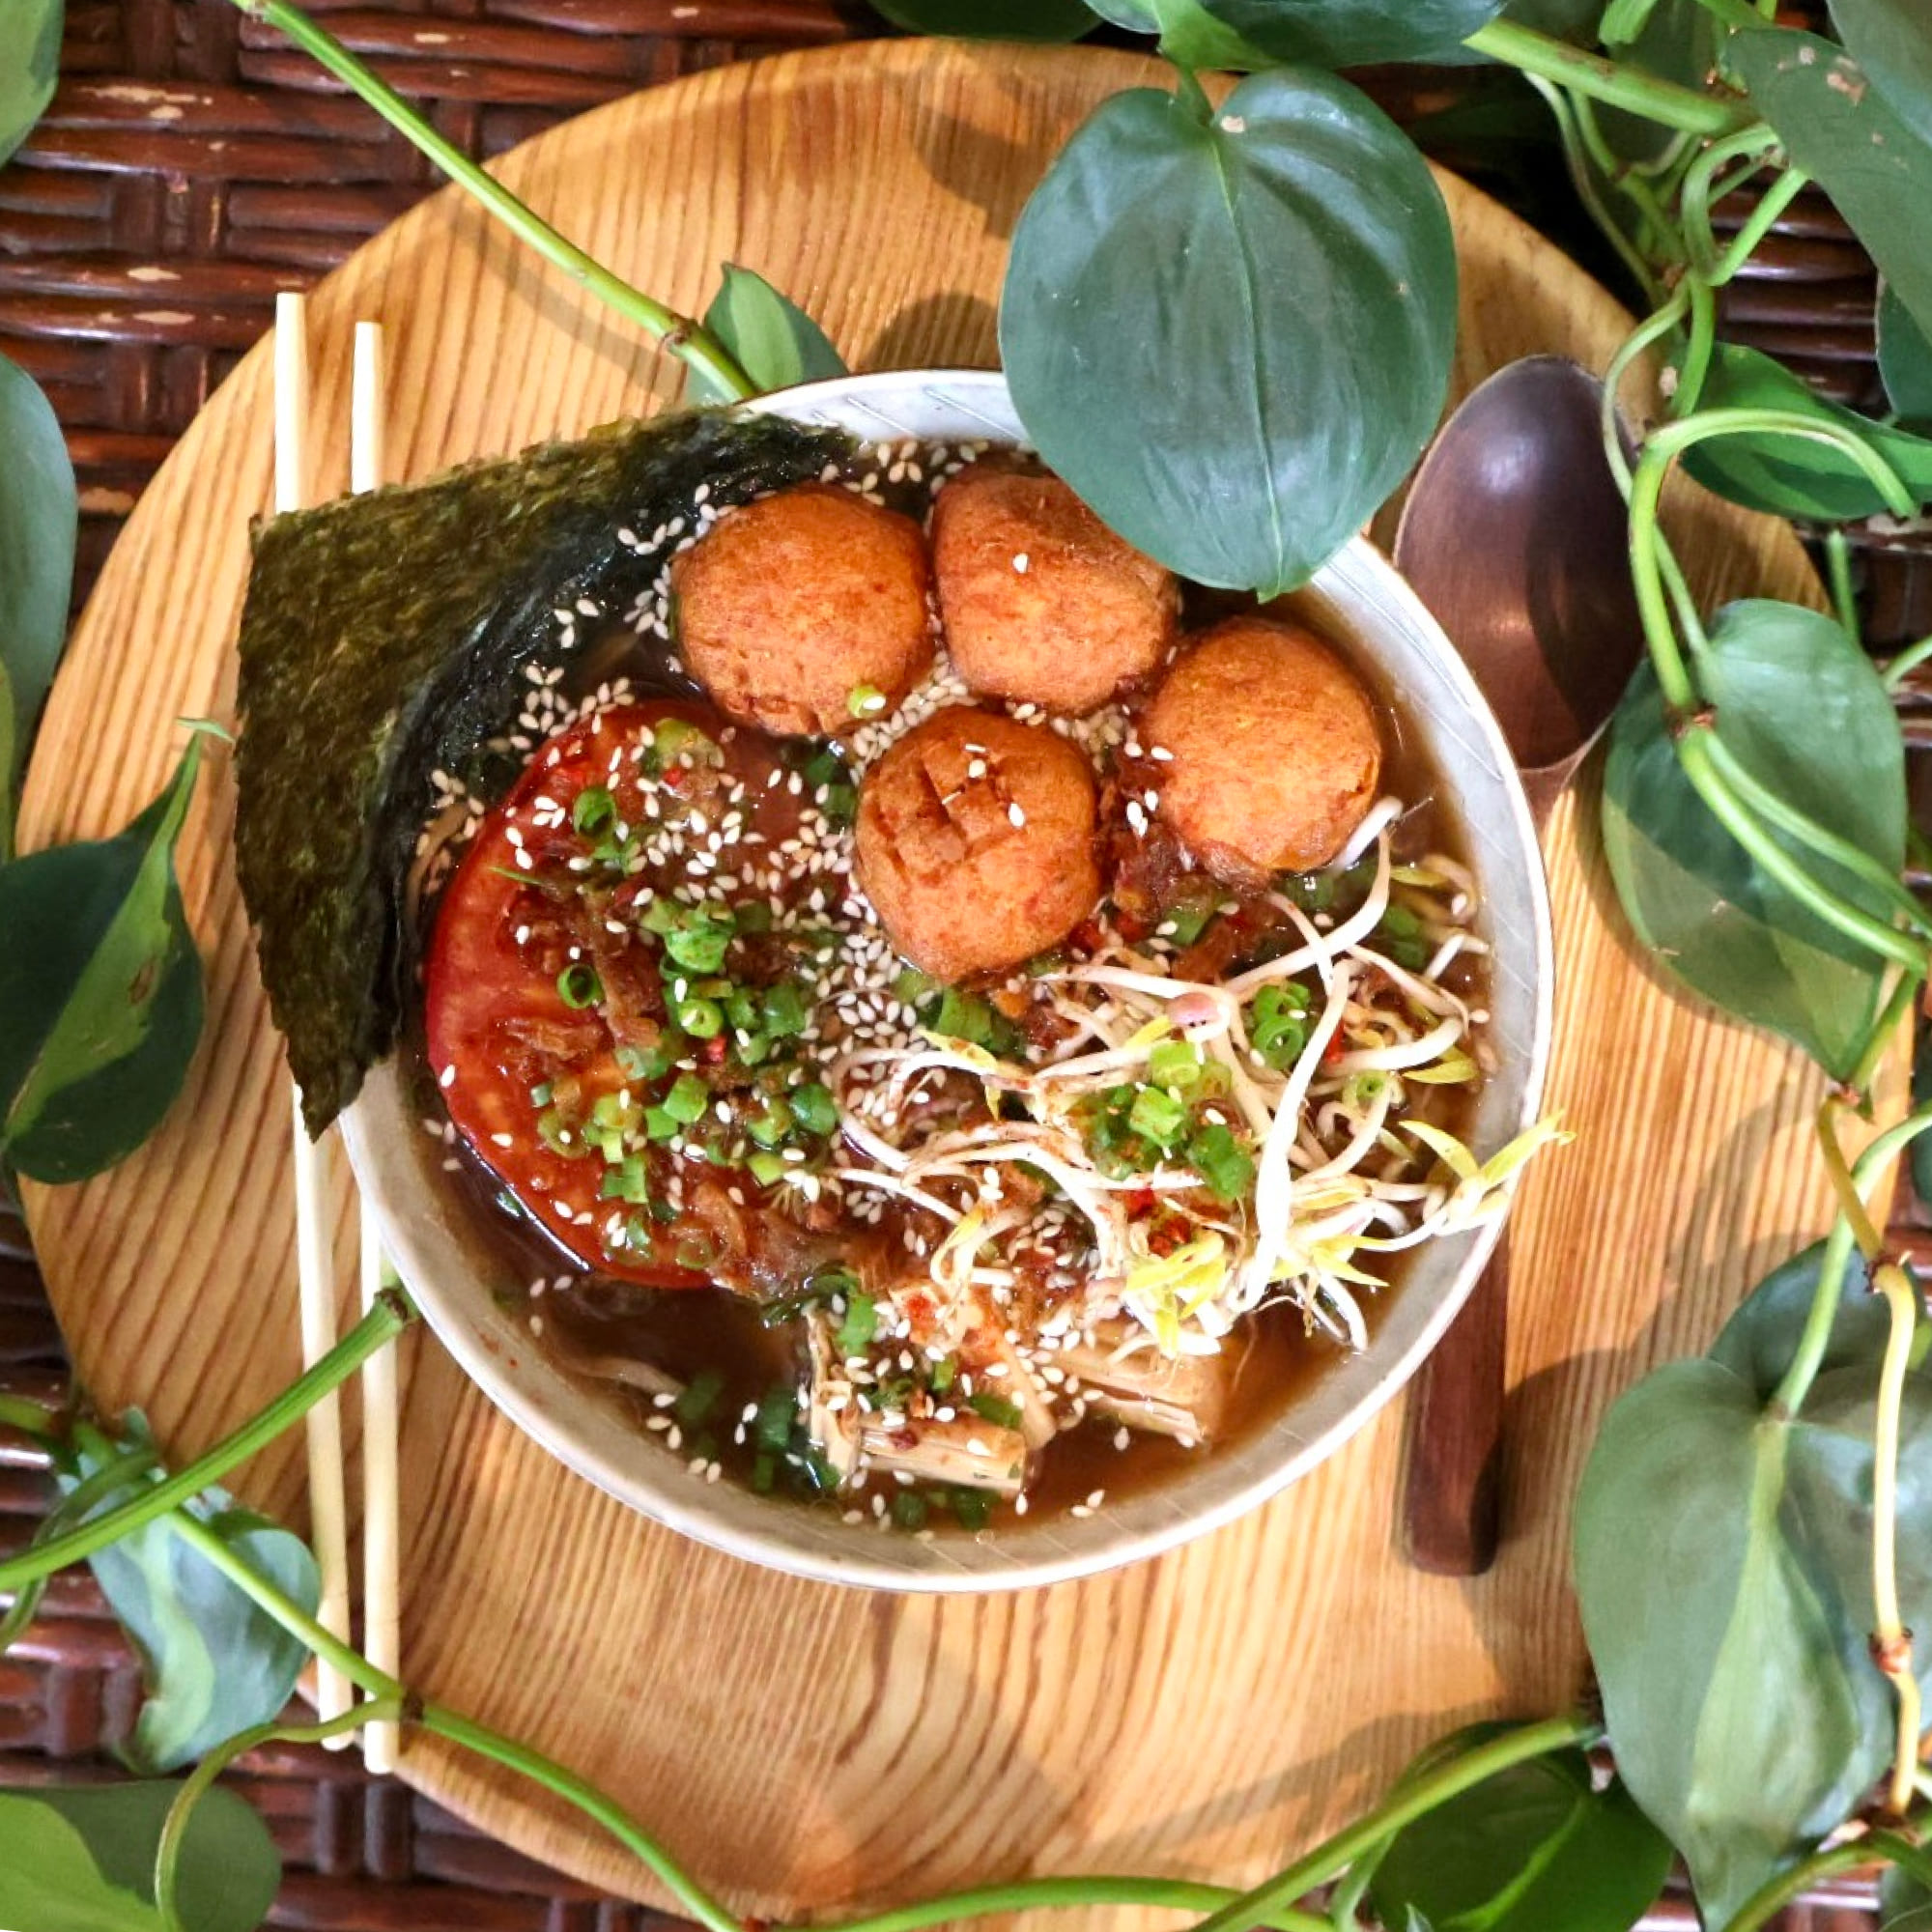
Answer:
[[6, 0, 1932, 1928]]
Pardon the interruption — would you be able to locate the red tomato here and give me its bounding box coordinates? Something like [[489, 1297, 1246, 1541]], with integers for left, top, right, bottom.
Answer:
[[424, 702, 712, 1287]]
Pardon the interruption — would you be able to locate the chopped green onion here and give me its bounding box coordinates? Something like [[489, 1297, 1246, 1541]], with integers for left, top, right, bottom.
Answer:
[[1188, 1121, 1256, 1202], [753, 1384, 797, 1455], [751, 1453, 777, 1494], [599, 1155, 651, 1203], [788, 1082, 838, 1137], [663, 1073, 709, 1123], [674, 996, 724, 1039], [760, 979, 810, 1038], [1250, 982, 1311, 1069], [929, 1357, 957, 1392], [835, 1292, 878, 1359], [664, 911, 734, 974], [537, 1107, 586, 1160], [893, 967, 939, 1006], [1148, 1039, 1203, 1092], [746, 1099, 793, 1149], [891, 1490, 928, 1531], [820, 783, 858, 827], [847, 682, 888, 718], [748, 1150, 789, 1186], [967, 1391, 1023, 1431], [572, 786, 617, 838], [802, 747, 848, 789], [1160, 887, 1220, 946], [615, 1036, 680, 1081], [639, 895, 681, 936], [734, 900, 774, 934], [1127, 1085, 1187, 1149], [620, 1212, 656, 1254], [949, 1487, 993, 1531], [527, 1080, 553, 1107], [556, 962, 602, 1009], [673, 1369, 725, 1428], [643, 1104, 680, 1142], [654, 718, 718, 767]]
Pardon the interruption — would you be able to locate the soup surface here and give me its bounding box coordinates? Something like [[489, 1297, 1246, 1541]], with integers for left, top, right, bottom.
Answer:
[[412, 437, 1512, 1536]]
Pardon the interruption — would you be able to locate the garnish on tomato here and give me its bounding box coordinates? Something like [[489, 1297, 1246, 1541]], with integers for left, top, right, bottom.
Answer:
[[424, 700, 744, 1287]]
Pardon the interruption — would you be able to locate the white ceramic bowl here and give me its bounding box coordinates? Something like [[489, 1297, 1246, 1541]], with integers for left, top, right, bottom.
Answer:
[[343, 369, 1554, 1593]]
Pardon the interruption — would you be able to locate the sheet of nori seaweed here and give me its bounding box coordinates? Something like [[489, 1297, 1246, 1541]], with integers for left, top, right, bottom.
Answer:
[[235, 408, 849, 1137]]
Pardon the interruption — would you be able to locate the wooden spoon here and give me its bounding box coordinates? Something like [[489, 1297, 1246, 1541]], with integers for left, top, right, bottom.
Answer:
[[1392, 355, 1644, 1575]]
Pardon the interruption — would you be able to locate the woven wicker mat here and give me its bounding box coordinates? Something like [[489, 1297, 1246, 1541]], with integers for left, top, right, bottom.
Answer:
[[0, 2, 1924, 1924]]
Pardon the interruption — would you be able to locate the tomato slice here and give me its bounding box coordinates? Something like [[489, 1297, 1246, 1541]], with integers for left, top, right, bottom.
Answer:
[[424, 700, 727, 1287]]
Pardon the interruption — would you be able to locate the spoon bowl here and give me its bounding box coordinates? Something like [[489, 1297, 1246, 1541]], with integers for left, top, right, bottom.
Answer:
[[1397, 355, 1645, 817]]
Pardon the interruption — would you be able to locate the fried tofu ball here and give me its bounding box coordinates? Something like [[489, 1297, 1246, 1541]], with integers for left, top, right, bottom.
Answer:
[[856, 708, 1101, 981], [1144, 615, 1382, 880], [931, 469, 1178, 714], [671, 484, 934, 736]]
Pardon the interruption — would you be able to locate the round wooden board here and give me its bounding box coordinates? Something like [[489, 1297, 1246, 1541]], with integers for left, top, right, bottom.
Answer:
[[20, 38, 1871, 1925]]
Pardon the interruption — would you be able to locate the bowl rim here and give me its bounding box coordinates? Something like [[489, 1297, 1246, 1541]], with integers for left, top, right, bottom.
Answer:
[[343, 366, 1555, 1594]]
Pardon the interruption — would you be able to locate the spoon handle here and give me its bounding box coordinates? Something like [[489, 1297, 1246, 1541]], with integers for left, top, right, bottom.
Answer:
[[1401, 1233, 1508, 1575]]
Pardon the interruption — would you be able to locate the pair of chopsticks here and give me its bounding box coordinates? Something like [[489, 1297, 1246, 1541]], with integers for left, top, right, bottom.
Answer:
[[275, 290, 402, 1773]]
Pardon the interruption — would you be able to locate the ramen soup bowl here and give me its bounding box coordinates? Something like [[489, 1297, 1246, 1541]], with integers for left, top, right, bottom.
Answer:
[[342, 369, 1553, 1593]]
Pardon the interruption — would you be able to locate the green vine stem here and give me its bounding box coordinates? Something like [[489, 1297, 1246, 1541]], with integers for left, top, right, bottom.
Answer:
[[1720, 1826, 1932, 1932], [0, 1290, 412, 1593], [156, 1697, 404, 1931], [1525, 76, 1662, 305], [1185, 1715, 1601, 1932], [229, 0, 755, 403], [0, 1439, 156, 1651], [1871, 1257, 1921, 1817], [160, 1505, 746, 1932], [1672, 728, 1929, 975], [1711, 167, 1810, 286], [797, 1879, 1326, 1932], [1886, 632, 1932, 690], [1695, 732, 1932, 942], [1776, 1089, 1932, 1422], [1465, 20, 1754, 136], [1680, 124, 1782, 277]]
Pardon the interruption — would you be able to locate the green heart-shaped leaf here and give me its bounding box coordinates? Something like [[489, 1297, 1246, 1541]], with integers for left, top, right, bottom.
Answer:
[[688, 264, 848, 405], [1883, 1865, 1932, 1932], [1169, 0, 1505, 66], [1731, 28, 1932, 346], [59, 1415, 322, 1775], [1600, 599, 1905, 1079], [1681, 342, 1932, 520], [1087, 0, 1282, 69], [1000, 68, 1456, 597], [0, 0, 62, 169], [0, 348, 78, 849], [0, 730, 211, 1180], [1576, 1347, 1932, 1925], [1880, 283, 1932, 425], [1826, 0, 1932, 146], [0, 1781, 279, 1932], [1367, 1744, 1672, 1932]]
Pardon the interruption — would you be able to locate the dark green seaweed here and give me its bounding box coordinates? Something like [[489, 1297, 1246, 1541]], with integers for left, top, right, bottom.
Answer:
[[235, 409, 849, 1135]]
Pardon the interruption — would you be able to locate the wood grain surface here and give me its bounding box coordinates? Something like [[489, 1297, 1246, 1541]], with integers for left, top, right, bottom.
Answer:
[[16, 38, 1879, 1925]]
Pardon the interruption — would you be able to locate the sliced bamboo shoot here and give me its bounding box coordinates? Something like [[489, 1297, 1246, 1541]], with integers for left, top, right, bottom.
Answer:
[[1060, 1322, 1232, 1444]]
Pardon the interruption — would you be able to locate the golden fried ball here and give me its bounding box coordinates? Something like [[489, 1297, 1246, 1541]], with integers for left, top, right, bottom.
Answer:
[[671, 484, 933, 736], [856, 708, 1101, 981], [1143, 615, 1382, 879], [931, 469, 1178, 715]]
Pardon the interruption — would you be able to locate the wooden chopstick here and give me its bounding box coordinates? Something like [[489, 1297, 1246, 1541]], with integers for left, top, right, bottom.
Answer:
[[274, 290, 355, 1738], [351, 319, 403, 1776]]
